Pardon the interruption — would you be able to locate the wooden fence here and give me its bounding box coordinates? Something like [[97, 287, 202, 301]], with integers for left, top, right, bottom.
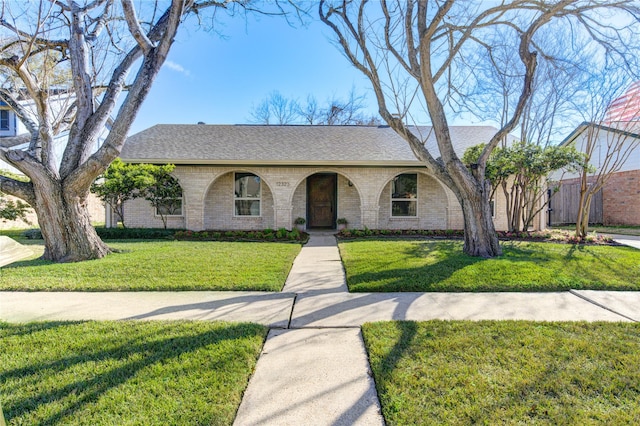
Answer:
[[548, 182, 603, 225]]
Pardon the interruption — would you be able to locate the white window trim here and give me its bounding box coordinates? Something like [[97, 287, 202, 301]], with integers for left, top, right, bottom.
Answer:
[[0, 109, 15, 135], [234, 172, 262, 217], [391, 173, 418, 218]]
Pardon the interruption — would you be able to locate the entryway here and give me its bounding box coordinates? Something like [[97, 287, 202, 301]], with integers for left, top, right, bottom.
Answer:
[[306, 173, 337, 229]]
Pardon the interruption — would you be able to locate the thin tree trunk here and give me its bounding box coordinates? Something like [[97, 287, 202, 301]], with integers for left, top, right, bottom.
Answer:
[[575, 171, 589, 239], [34, 179, 110, 262]]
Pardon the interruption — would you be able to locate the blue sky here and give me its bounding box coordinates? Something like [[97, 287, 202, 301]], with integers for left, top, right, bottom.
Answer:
[[130, 14, 380, 134]]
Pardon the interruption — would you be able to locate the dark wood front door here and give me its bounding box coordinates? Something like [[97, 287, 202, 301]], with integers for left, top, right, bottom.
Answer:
[[307, 174, 337, 228]]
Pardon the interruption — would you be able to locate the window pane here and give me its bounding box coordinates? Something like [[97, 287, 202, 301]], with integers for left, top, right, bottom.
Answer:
[[392, 174, 417, 199], [0, 110, 9, 130], [235, 173, 261, 198], [392, 200, 417, 217], [235, 200, 260, 216]]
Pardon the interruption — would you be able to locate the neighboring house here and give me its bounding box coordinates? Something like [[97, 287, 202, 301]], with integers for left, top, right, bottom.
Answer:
[[0, 99, 106, 229], [549, 121, 640, 226], [119, 124, 538, 232]]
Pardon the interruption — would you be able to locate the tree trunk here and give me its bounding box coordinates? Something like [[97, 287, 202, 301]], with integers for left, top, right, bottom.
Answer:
[[457, 183, 502, 257], [575, 172, 590, 239], [34, 179, 110, 262]]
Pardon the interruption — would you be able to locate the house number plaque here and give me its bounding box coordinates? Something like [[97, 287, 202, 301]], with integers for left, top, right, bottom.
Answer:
[[276, 181, 290, 187]]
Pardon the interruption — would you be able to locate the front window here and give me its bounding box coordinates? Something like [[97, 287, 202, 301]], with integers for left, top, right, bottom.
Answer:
[[235, 172, 261, 216], [0, 110, 9, 130], [391, 173, 417, 217]]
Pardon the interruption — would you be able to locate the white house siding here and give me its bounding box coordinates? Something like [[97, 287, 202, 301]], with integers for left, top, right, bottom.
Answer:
[[554, 127, 640, 181]]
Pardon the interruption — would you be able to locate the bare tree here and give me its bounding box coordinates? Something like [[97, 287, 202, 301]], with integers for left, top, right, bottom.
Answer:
[[0, 1, 301, 262], [573, 77, 640, 238], [319, 0, 640, 257], [297, 94, 321, 124], [251, 87, 381, 125], [250, 90, 299, 124]]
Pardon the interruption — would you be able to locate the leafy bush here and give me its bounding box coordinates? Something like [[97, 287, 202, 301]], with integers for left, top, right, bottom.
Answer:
[[173, 228, 308, 243], [95, 227, 178, 240], [22, 229, 43, 239], [336, 228, 613, 245]]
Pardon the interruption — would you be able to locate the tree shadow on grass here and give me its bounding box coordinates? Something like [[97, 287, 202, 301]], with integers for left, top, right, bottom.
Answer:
[[347, 241, 484, 292], [1, 321, 266, 424], [0, 321, 81, 338], [361, 321, 418, 421], [347, 240, 640, 292], [502, 242, 640, 290]]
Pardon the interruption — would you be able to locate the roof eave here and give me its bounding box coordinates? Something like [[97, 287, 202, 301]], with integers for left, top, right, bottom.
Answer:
[[118, 158, 425, 167]]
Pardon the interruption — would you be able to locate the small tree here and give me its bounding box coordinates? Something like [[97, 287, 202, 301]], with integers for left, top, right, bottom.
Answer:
[[573, 79, 640, 239], [90, 159, 154, 228], [143, 164, 182, 229], [464, 141, 581, 232], [0, 195, 30, 223], [0, 169, 31, 224]]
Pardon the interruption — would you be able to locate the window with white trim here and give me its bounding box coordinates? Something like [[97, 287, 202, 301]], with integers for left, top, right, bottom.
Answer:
[[0, 110, 10, 131], [234, 172, 261, 216], [391, 173, 417, 217]]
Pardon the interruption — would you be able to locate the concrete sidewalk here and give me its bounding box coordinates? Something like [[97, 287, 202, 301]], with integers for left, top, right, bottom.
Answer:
[[2, 232, 640, 425]]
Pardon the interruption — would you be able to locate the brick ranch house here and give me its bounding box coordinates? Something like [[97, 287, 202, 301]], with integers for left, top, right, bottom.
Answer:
[[118, 124, 534, 232]]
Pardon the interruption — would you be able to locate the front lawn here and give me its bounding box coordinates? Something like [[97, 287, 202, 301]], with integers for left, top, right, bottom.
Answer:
[[0, 321, 267, 425], [0, 241, 301, 291], [339, 239, 640, 292], [363, 321, 640, 425]]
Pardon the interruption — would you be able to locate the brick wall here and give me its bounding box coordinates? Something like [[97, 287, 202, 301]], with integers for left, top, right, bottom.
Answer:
[[603, 169, 640, 225], [121, 165, 512, 231], [378, 173, 448, 229]]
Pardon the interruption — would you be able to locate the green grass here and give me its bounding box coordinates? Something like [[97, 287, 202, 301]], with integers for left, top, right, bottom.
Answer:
[[0, 321, 267, 425], [339, 239, 640, 292], [363, 321, 640, 425], [0, 240, 301, 291]]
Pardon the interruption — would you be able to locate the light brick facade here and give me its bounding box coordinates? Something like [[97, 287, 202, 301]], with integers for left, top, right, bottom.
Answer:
[[121, 165, 516, 231], [1, 193, 105, 230]]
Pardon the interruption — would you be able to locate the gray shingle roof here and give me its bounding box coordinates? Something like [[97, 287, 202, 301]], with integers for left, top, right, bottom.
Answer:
[[121, 124, 504, 166]]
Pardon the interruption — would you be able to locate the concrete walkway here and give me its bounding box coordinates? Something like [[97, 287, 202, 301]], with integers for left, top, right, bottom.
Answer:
[[0, 236, 32, 267], [605, 233, 640, 250], [2, 233, 640, 425]]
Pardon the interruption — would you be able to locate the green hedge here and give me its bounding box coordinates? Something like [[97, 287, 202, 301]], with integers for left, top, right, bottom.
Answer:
[[21, 227, 308, 243], [96, 227, 179, 240]]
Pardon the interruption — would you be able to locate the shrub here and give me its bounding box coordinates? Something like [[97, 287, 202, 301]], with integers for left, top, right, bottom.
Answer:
[[22, 228, 43, 239], [96, 227, 177, 240]]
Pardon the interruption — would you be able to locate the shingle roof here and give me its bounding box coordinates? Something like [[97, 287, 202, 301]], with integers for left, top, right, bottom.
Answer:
[[121, 124, 505, 166]]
